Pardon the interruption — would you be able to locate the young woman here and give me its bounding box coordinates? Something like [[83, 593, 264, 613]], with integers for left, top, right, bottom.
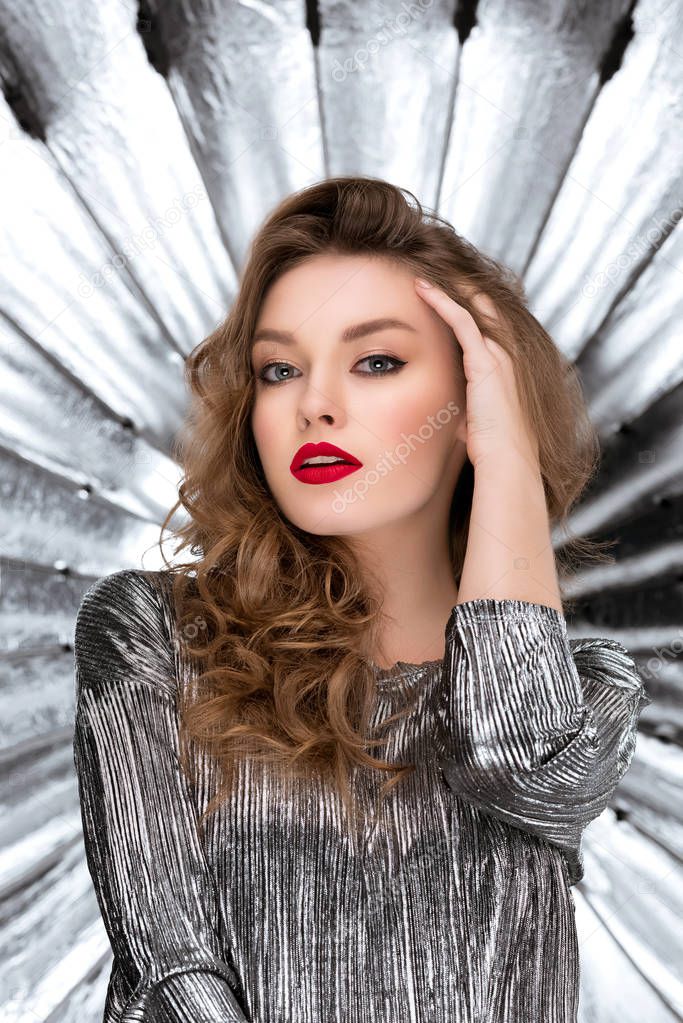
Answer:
[[73, 176, 650, 1023]]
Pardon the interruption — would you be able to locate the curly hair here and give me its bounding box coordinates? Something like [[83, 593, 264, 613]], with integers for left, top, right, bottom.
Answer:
[[155, 175, 614, 842]]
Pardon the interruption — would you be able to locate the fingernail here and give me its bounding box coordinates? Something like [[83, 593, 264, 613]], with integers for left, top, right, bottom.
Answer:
[[415, 277, 433, 289]]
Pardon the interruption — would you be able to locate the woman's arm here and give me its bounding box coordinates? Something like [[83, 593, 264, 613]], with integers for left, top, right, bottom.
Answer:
[[412, 282, 650, 884], [412, 277, 564, 612], [444, 417, 648, 886], [438, 597, 651, 885], [456, 455, 564, 611], [73, 569, 249, 1022]]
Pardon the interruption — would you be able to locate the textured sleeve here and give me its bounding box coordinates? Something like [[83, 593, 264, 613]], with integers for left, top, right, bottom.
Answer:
[[72, 569, 249, 1022], [438, 598, 651, 886]]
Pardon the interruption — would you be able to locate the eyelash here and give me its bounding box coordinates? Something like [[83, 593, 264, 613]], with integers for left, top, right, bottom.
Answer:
[[257, 353, 407, 387]]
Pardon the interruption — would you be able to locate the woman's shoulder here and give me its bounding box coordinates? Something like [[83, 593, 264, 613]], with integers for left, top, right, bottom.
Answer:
[[74, 568, 178, 699], [75, 567, 181, 626]]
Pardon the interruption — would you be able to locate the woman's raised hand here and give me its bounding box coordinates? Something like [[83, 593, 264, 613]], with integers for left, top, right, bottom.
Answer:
[[414, 278, 540, 475]]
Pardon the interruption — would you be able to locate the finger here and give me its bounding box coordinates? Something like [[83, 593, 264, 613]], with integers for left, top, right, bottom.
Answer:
[[482, 334, 511, 365], [414, 279, 493, 371]]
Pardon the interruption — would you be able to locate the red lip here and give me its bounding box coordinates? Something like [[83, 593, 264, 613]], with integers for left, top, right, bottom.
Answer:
[[290, 441, 363, 484]]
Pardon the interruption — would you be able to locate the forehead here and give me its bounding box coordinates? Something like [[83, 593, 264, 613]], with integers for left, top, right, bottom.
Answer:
[[252, 255, 460, 357], [255, 254, 414, 323]]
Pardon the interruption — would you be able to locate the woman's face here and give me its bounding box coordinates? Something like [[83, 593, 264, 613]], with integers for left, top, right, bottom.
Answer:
[[250, 253, 468, 537]]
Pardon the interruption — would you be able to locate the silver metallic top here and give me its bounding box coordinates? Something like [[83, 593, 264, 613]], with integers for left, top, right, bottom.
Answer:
[[72, 568, 650, 1023]]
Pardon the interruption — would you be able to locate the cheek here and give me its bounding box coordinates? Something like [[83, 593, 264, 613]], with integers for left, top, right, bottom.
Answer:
[[400, 367, 462, 436], [250, 398, 280, 463], [366, 390, 460, 483]]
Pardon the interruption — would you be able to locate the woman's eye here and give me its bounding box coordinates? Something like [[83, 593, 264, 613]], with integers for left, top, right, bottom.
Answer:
[[258, 362, 301, 385], [354, 354, 406, 376], [257, 354, 406, 386]]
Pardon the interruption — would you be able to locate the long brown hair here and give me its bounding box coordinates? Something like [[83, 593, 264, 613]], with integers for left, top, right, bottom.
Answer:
[[156, 175, 614, 839]]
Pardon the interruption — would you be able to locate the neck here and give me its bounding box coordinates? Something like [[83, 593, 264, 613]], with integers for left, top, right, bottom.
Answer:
[[349, 520, 458, 670]]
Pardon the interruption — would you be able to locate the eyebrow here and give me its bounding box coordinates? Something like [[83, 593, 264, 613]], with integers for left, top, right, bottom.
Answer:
[[251, 317, 418, 347]]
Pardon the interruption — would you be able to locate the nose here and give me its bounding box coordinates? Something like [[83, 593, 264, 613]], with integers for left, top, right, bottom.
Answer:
[[296, 375, 344, 428]]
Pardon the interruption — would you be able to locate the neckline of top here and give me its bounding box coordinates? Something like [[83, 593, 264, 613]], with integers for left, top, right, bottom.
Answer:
[[370, 656, 444, 688]]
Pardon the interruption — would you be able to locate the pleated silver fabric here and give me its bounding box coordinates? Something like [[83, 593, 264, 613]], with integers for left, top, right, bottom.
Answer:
[[72, 568, 651, 1023]]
